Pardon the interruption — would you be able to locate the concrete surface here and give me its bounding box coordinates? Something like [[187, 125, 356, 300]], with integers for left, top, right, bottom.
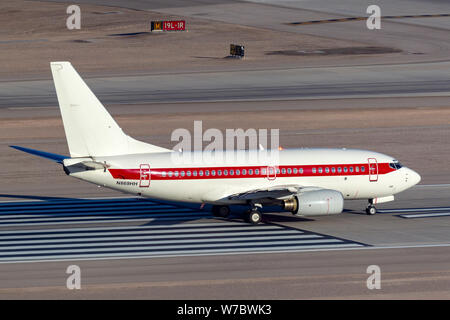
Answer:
[[0, 0, 449, 300]]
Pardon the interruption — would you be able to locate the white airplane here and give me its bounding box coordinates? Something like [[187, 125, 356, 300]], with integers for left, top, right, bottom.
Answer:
[[11, 62, 421, 224]]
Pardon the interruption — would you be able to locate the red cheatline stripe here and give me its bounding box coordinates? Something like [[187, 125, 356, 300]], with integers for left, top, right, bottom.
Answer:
[[108, 163, 393, 181]]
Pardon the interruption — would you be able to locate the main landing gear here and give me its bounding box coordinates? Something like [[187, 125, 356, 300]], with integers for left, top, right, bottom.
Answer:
[[366, 199, 377, 215], [245, 208, 262, 225], [244, 202, 263, 225], [211, 203, 263, 225], [212, 205, 231, 218]]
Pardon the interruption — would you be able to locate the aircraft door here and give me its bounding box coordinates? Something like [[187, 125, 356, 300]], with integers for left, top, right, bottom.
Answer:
[[368, 158, 378, 182], [139, 164, 151, 187], [266, 166, 276, 181]]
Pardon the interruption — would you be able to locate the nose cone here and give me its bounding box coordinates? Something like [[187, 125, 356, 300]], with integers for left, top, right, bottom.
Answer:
[[407, 168, 421, 187]]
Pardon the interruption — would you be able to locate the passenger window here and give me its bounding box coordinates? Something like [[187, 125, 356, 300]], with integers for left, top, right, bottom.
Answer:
[[187, 171, 191, 177], [193, 171, 197, 176], [331, 167, 336, 173], [318, 167, 323, 174], [199, 170, 204, 176], [205, 170, 210, 176], [355, 166, 359, 173], [249, 169, 253, 175], [168, 171, 173, 177], [224, 170, 228, 176], [162, 171, 167, 177], [344, 167, 348, 173], [242, 169, 247, 175], [299, 168, 303, 174], [255, 169, 260, 175], [325, 167, 329, 173], [312, 168, 316, 174], [174, 171, 179, 177], [361, 166, 365, 172], [282, 168, 286, 174], [276, 168, 280, 174], [236, 169, 240, 175], [338, 167, 342, 173], [349, 167, 353, 173], [261, 168, 266, 175], [218, 170, 222, 176], [293, 168, 297, 174], [181, 171, 185, 177], [211, 170, 216, 176], [230, 170, 234, 175], [288, 168, 292, 174]]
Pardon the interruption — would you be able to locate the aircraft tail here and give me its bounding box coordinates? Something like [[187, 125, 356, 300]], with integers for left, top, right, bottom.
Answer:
[[50, 61, 170, 158]]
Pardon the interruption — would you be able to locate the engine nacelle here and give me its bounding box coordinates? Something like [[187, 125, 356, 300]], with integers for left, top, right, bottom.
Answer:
[[283, 189, 344, 216]]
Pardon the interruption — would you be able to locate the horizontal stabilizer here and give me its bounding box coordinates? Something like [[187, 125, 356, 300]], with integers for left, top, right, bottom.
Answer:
[[10, 145, 69, 163]]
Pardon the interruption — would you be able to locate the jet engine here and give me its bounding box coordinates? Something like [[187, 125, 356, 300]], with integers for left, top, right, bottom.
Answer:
[[282, 189, 344, 216]]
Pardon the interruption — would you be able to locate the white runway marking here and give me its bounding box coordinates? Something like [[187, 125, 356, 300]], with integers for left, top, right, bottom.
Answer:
[[0, 197, 366, 263], [378, 206, 450, 219], [398, 212, 450, 219]]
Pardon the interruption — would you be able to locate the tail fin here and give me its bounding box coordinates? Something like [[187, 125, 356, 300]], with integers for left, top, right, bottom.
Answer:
[[50, 62, 170, 157]]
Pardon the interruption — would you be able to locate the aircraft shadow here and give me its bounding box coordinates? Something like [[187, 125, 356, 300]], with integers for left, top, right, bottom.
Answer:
[[0, 194, 318, 226]]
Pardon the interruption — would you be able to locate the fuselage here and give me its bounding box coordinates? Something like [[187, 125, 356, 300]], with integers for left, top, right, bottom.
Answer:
[[67, 148, 421, 205]]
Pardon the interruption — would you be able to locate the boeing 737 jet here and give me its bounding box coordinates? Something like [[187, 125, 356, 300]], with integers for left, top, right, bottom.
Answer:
[[11, 62, 421, 224]]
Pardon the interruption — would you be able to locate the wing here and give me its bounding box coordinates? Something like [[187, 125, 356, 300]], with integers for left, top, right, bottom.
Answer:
[[226, 184, 303, 201]]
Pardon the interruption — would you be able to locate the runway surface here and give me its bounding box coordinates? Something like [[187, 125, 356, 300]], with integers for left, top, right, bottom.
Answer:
[[0, 191, 449, 299], [0, 187, 449, 265], [1, 0, 449, 299], [1, 62, 450, 107], [0, 197, 367, 263]]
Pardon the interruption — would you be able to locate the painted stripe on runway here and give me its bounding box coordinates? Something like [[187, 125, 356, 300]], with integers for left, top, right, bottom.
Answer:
[[0, 226, 288, 240], [0, 197, 204, 226], [0, 215, 212, 227], [378, 207, 450, 213], [0, 210, 208, 223], [0, 203, 178, 213], [0, 239, 350, 257], [0, 205, 192, 215], [0, 229, 305, 245], [398, 212, 450, 219], [0, 243, 363, 263], [0, 197, 366, 262], [378, 206, 450, 219], [1, 235, 326, 251], [0, 197, 151, 207], [0, 221, 282, 235]]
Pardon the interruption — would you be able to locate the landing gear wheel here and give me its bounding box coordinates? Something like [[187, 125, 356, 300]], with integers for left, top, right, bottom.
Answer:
[[246, 210, 262, 225], [212, 205, 230, 218], [366, 205, 377, 215]]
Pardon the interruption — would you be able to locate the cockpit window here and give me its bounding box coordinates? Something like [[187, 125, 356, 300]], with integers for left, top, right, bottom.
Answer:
[[389, 161, 403, 170]]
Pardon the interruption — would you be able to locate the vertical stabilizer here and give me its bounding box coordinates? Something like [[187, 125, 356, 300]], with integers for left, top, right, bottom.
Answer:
[[50, 62, 170, 157]]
